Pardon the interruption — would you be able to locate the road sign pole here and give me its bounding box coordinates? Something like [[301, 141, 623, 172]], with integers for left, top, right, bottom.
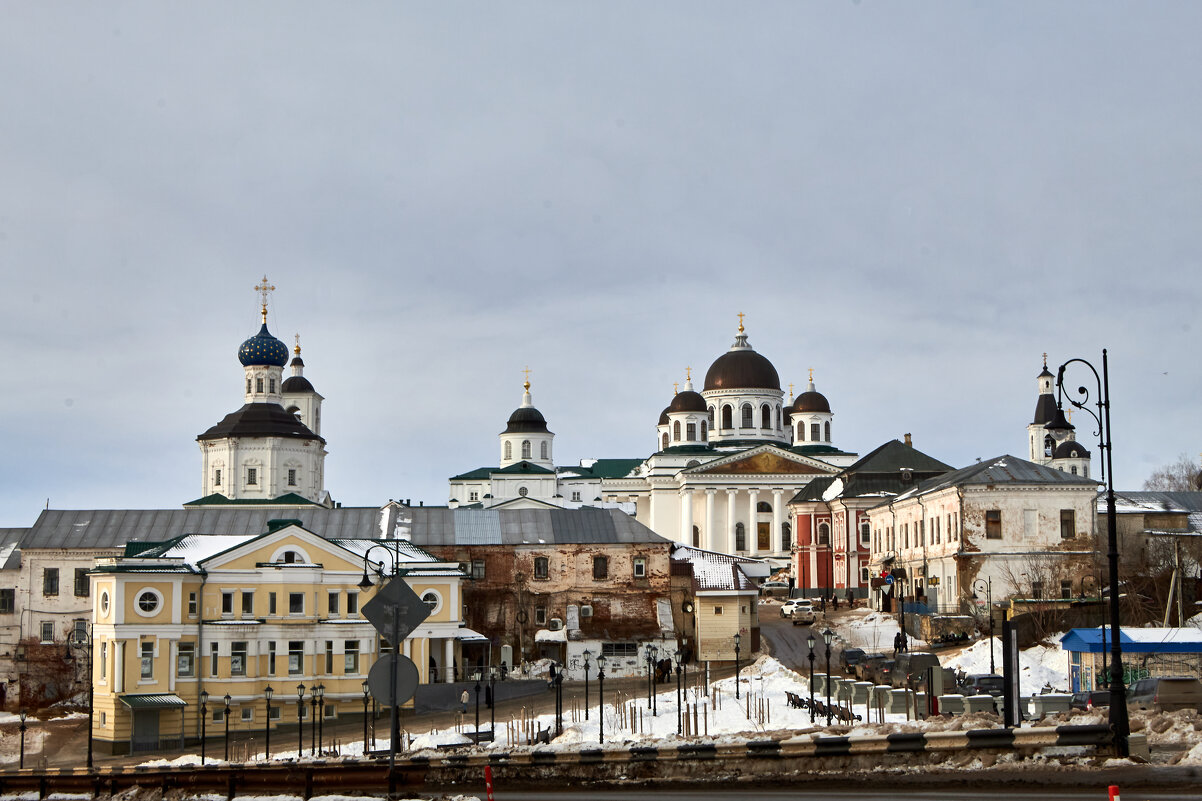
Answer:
[[388, 602, 399, 799]]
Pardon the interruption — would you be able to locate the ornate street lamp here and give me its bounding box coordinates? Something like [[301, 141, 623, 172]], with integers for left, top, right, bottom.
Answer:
[[310, 684, 319, 755], [297, 684, 306, 757], [65, 625, 94, 769], [223, 694, 231, 761], [553, 667, 564, 737], [582, 650, 592, 721], [597, 654, 607, 744], [362, 680, 370, 754], [263, 685, 274, 761], [674, 650, 684, 735], [733, 632, 742, 700], [199, 690, 209, 765], [357, 541, 409, 795], [1048, 350, 1128, 755], [488, 666, 497, 739], [649, 645, 658, 716], [822, 628, 834, 725], [19, 709, 27, 769], [972, 577, 995, 674], [806, 632, 816, 724], [315, 683, 325, 754], [474, 673, 482, 742]]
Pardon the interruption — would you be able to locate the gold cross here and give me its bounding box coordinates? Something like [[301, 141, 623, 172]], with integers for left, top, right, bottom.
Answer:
[[254, 275, 275, 323], [294, 333, 301, 356], [808, 367, 814, 383], [673, 382, 679, 395], [1043, 352, 1048, 368], [737, 312, 745, 333], [788, 383, 794, 400], [685, 366, 692, 381], [522, 366, 532, 390]]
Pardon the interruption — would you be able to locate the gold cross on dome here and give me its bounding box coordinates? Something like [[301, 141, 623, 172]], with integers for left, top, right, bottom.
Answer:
[[254, 275, 275, 322], [808, 367, 814, 383], [673, 382, 679, 395], [294, 333, 301, 355], [737, 312, 745, 333], [788, 383, 794, 400], [1043, 352, 1048, 368], [522, 365, 532, 390], [685, 366, 692, 381]]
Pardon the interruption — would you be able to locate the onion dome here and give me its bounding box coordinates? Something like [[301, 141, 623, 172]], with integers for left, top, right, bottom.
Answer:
[[1054, 441, 1091, 459], [281, 338, 315, 392], [1044, 406, 1075, 434], [789, 371, 830, 413], [703, 319, 780, 391], [669, 390, 707, 413], [503, 380, 550, 433], [658, 407, 670, 426], [238, 324, 289, 367]]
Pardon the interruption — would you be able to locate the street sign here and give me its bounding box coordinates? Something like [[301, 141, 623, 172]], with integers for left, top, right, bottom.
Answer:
[[883, 574, 894, 584], [362, 576, 432, 645], [367, 653, 420, 706]]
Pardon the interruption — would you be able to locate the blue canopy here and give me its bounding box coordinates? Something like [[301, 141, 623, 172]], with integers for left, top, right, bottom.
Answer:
[[1060, 627, 1202, 654]]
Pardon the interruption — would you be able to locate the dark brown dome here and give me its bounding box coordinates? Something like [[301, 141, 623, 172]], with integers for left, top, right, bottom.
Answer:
[[668, 390, 707, 413], [703, 335, 780, 391], [504, 405, 549, 433], [792, 390, 830, 413]]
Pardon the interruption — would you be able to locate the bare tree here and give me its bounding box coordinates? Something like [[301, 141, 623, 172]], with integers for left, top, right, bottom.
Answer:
[[1142, 453, 1202, 491]]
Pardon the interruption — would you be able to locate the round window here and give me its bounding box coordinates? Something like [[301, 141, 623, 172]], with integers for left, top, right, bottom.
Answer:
[[100, 591, 110, 615], [137, 591, 159, 614], [518, 486, 528, 497]]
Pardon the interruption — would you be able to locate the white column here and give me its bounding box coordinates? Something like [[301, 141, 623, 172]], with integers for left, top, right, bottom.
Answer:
[[726, 489, 738, 552], [680, 489, 694, 545], [771, 490, 784, 555], [705, 489, 716, 551], [444, 638, 455, 683], [748, 489, 759, 557]]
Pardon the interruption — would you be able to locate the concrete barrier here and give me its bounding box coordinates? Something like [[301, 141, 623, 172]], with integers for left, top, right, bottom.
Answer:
[[938, 694, 965, 715], [965, 694, 997, 715], [1029, 693, 1072, 718], [886, 688, 909, 714], [852, 681, 872, 704]]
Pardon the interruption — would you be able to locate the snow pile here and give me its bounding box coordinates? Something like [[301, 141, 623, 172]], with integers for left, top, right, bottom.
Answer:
[[408, 730, 473, 750], [939, 636, 1069, 692]]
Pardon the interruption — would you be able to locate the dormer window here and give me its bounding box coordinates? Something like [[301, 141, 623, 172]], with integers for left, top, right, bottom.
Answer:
[[282, 551, 297, 563]]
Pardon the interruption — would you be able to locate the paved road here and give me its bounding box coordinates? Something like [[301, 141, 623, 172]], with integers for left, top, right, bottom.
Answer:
[[758, 602, 844, 675], [491, 788, 1197, 800]]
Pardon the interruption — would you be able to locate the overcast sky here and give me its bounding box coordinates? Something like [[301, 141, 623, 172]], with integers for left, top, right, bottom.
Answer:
[[2, 3, 1199, 527]]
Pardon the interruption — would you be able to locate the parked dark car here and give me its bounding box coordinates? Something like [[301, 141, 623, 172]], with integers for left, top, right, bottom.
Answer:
[[892, 652, 942, 688], [958, 673, 1005, 697], [867, 659, 896, 686], [856, 653, 888, 682], [1070, 690, 1111, 710], [1127, 676, 1202, 712], [839, 648, 867, 675]]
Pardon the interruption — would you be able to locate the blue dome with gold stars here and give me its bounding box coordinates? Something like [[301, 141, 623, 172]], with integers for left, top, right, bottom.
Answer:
[[238, 324, 289, 367]]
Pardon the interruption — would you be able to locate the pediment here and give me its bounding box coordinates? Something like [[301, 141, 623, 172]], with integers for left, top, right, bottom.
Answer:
[[690, 447, 837, 477], [201, 525, 363, 573]]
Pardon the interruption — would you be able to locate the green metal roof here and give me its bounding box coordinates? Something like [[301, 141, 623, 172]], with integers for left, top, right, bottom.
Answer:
[[119, 693, 188, 709], [183, 492, 322, 507], [578, 458, 646, 479], [492, 461, 555, 475], [449, 467, 495, 481]]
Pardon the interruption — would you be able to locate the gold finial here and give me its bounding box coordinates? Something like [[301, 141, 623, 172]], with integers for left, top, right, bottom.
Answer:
[[788, 383, 795, 401], [293, 333, 301, 356], [685, 366, 692, 381], [737, 312, 745, 333], [673, 382, 679, 395], [808, 367, 814, 383], [254, 275, 275, 324], [522, 365, 531, 391], [1042, 352, 1048, 368]]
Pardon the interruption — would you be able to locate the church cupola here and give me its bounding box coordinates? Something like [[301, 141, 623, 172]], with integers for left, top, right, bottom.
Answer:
[[665, 369, 710, 448], [499, 371, 554, 468], [1028, 353, 1060, 464], [789, 369, 833, 447], [281, 335, 324, 436], [700, 315, 787, 447], [240, 277, 288, 405]]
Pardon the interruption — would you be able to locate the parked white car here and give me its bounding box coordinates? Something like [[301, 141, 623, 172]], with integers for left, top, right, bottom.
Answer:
[[789, 600, 817, 625]]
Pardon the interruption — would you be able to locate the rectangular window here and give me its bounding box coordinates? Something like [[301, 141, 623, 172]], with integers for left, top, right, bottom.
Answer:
[[379, 637, 393, 655], [985, 510, 1002, 539], [230, 641, 247, 676], [255, 377, 263, 393], [469, 491, 479, 502], [269, 592, 277, 615], [471, 559, 486, 580], [140, 641, 154, 679], [43, 567, 59, 596], [1060, 509, 1076, 539], [918, 520, 925, 546], [41, 621, 55, 642], [328, 591, 339, 615], [0, 589, 14, 614], [177, 643, 195, 677], [210, 643, 219, 676], [214, 469, 222, 487], [288, 641, 304, 674], [593, 556, 609, 580], [346, 593, 358, 616], [325, 640, 334, 674], [241, 591, 254, 616], [213, 708, 224, 723], [714, 606, 723, 615], [860, 522, 871, 545], [344, 640, 359, 674], [289, 593, 304, 614], [601, 642, 639, 658], [533, 556, 549, 580], [633, 557, 647, 578], [241, 707, 253, 722], [268, 641, 277, 675], [269, 705, 282, 721], [222, 591, 234, 615], [101, 642, 107, 679], [324, 704, 336, 719], [571, 491, 581, 502], [860, 566, 870, 582], [269, 378, 276, 394], [1031, 581, 1044, 599], [74, 619, 86, 638], [247, 467, 258, 485], [1060, 580, 1073, 599], [74, 568, 89, 597], [188, 592, 198, 616], [287, 468, 297, 486], [534, 606, 547, 626], [686, 422, 697, 441]]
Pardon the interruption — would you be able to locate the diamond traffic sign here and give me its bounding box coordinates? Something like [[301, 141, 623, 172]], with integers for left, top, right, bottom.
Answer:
[[362, 576, 431, 645]]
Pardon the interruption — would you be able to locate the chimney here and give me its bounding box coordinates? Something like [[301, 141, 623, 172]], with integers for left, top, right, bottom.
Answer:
[[904, 433, 912, 446]]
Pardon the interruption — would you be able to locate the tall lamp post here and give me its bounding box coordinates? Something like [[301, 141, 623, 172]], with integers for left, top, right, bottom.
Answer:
[[474, 673, 482, 742], [19, 709, 27, 769], [315, 683, 325, 754], [554, 668, 564, 736], [597, 655, 607, 744], [1048, 351, 1128, 756], [65, 625, 94, 769], [310, 684, 318, 755], [806, 632, 816, 723], [361, 680, 370, 754], [972, 577, 995, 674], [263, 685, 273, 761], [297, 684, 306, 757], [822, 628, 834, 726], [733, 632, 742, 700], [223, 694, 231, 762], [674, 650, 684, 735], [199, 690, 209, 765], [582, 650, 592, 721]]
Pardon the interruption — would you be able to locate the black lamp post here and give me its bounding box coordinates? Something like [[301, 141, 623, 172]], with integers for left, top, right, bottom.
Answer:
[[972, 577, 995, 674], [488, 667, 496, 738], [361, 680, 370, 753], [554, 668, 564, 737], [65, 625, 94, 769], [597, 654, 607, 744], [645, 645, 656, 710], [297, 684, 306, 757], [223, 694, 231, 761], [310, 685, 318, 755], [199, 690, 209, 765], [674, 651, 683, 735], [806, 632, 816, 724], [733, 632, 742, 700], [582, 649, 592, 721], [474, 673, 482, 741], [315, 683, 325, 754], [357, 541, 408, 796], [1049, 351, 1128, 756], [650, 645, 658, 716], [19, 708, 27, 769], [263, 685, 273, 761], [822, 627, 834, 725]]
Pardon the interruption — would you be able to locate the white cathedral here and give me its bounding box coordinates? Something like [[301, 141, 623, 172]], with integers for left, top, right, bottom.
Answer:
[[448, 318, 860, 565]]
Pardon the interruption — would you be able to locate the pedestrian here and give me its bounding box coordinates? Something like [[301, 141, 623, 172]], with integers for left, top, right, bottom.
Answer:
[[460, 689, 469, 713], [832, 594, 839, 611]]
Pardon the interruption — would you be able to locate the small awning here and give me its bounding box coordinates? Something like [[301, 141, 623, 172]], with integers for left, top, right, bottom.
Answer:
[[119, 693, 188, 710], [455, 627, 489, 642]]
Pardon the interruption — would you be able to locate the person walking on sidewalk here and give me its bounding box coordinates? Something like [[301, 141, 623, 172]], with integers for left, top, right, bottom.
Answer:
[[460, 689, 469, 713]]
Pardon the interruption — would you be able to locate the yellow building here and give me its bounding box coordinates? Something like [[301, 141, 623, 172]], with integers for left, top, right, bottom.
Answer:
[[89, 520, 468, 755]]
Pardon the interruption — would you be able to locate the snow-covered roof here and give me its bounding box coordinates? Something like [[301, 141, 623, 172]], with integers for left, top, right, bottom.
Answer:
[[670, 544, 759, 592], [1061, 627, 1202, 653]]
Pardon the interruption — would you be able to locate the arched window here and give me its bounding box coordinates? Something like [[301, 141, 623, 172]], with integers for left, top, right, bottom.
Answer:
[[672, 421, 681, 441], [776, 405, 782, 429], [521, 440, 531, 459], [757, 501, 772, 513], [782, 522, 792, 550], [686, 422, 696, 441], [255, 377, 264, 393], [692, 526, 700, 547], [540, 441, 548, 459], [810, 423, 821, 442], [818, 522, 830, 545], [824, 421, 830, 442], [741, 404, 753, 428], [1044, 435, 1054, 457], [708, 406, 715, 425], [797, 423, 804, 442], [761, 404, 772, 430], [661, 432, 669, 450], [735, 523, 746, 551], [504, 441, 512, 460], [700, 420, 708, 441], [1070, 465, 1078, 475], [721, 405, 733, 429]]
